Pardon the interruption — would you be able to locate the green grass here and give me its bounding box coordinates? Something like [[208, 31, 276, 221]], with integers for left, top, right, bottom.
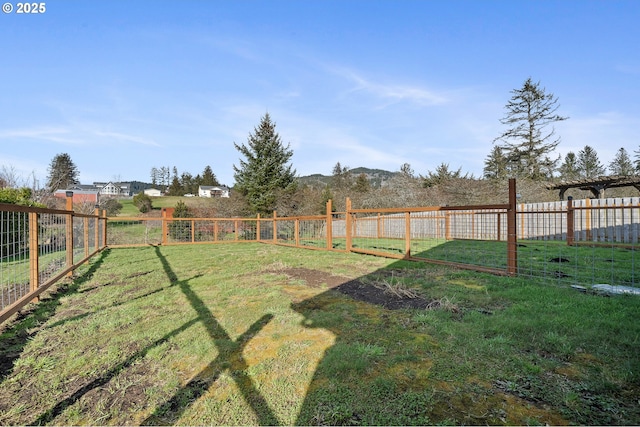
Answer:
[[1, 243, 639, 425], [117, 196, 217, 217]]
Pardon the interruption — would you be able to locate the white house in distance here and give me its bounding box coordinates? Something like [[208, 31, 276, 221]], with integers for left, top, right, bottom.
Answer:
[[144, 188, 163, 197], [198, 185, 230, 198]]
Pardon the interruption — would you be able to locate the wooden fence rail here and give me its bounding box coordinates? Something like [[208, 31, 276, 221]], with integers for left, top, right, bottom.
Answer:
[[5, 179, 639, 325], [0, 195, 107, 323]]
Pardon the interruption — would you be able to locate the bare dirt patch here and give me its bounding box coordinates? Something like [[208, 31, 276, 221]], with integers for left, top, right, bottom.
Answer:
[[277, 268, 434, 310]]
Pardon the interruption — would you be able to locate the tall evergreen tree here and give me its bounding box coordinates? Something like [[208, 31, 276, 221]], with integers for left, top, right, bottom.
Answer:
[[423, 163, 466, 188], [46, 153, 80, 192], [167, 175, 182, 196], [483, 146, 508, 180], [493, 78, 568, 180], [150, 167, 159, 187], [577, 145, 605, 178], [558, 152, 580, 181], [354, 173, 371, 193], [233, 113, 296, 215], [608, 147, 634, 176], [201, 165, 219, 186], [634, 146, 640, 173], [331, 162, 352, 190]]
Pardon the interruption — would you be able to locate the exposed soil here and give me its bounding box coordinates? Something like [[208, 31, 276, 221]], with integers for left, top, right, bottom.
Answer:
[[276, 267, 433, 310]]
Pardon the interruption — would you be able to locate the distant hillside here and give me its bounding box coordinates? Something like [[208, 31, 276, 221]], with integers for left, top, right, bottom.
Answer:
[[297, 167, 398, 189]]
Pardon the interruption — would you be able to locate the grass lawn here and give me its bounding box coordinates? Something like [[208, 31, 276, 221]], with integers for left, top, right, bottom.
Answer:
[[118, 196, 213, 217], [1, 243, 639, 425]]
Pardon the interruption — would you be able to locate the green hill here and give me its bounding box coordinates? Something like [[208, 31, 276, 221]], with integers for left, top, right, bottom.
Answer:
[[297, 167, 397, 189]]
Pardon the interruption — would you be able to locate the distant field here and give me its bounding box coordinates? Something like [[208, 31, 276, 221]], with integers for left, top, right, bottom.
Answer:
[[117, 196, 218, 217]]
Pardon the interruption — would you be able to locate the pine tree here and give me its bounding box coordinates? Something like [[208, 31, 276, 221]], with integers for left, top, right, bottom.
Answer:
[[558, 152, 580, 181], [233, 113, 296, 215], [331, 162, 352, 190], [483, 146, 508, 180], [423, 163, 466, 188], [354, 173, 371, 193], [608, 147, 634, 176], [577, 145, 605, 178], [201, 166, 219, 186], [494, 78, 568, 180], [150, 167, 159, 187], [167, 175, 182, 196], [46, 153, 80, 192], [634, 146, 640, 173]]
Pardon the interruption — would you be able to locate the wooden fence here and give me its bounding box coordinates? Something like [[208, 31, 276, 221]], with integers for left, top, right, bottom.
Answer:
[[4, 179, 639, 325], [0, 196, 107, 323]]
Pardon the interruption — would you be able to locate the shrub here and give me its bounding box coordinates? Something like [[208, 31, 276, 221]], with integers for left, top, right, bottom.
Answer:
[[133, 193, 153, 213]]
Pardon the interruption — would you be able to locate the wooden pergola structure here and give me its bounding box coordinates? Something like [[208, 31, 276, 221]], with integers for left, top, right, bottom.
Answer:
[[546, 175, 640, 200]]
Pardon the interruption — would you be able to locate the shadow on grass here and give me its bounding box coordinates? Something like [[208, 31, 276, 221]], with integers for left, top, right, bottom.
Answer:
[[0, 249, 111, 383], [140, 246, 279, 426]]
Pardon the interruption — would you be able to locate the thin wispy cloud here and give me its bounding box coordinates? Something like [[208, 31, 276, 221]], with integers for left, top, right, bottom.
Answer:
[[0, 1, 637, 185], [0, 127, 82, 145], [329, 66, 449, 107]]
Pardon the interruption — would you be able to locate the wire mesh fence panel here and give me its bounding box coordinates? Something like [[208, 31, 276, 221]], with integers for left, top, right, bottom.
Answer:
[[87, 217, 96, 253], [38, 213, 68, 286], [214, 220, 237, 242], [107, 219, 163, 246], [519, 201, 567, 241], [298, 219, 328, 249], [517, 199, 639, 288], [0, 209, 30, 311], [73, 216, 85, 264], [236, 220, 258, 242], [351, 213, 406, 256], [193, 220, 216, 242], [275, 219, 296, 245], [167, 218, 193, 243], [258, 219, 274, 241], [412, 210, 509, 271]]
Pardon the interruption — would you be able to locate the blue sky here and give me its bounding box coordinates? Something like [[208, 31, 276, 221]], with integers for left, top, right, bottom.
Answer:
[[1, 0, 639, 187]]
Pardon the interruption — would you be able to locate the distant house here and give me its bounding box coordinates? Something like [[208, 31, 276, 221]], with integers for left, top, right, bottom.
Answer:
[[97, 182, 124, 197], [198, 185, 230, 198], [144, 188, 162, 197], [55, 181, 154, 203], [92, 181, 153, 197]]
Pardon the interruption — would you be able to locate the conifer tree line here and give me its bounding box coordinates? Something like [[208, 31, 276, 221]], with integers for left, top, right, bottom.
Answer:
[[149, 165, 222, 196], [484, 78, 639, 181]]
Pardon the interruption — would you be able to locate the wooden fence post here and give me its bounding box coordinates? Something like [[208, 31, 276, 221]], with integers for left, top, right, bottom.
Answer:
[[65, 192, 74, 277], [345, 198, 352, 253], [567, 196, 574, 246], [585, 198, 592, 241], [256, 214, 261, 242], [445, 211, 451, 240], [84, 217, 89, 260], [29, 211, 39, 300], [94, 207, 100, 252], [101, 209, 107, 248], [161, 209, 168, 245], [273, 211, 277, 244], [404, 211, 411, 258], [507, 178, 518, 276], [326, 200, 333, 250]]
